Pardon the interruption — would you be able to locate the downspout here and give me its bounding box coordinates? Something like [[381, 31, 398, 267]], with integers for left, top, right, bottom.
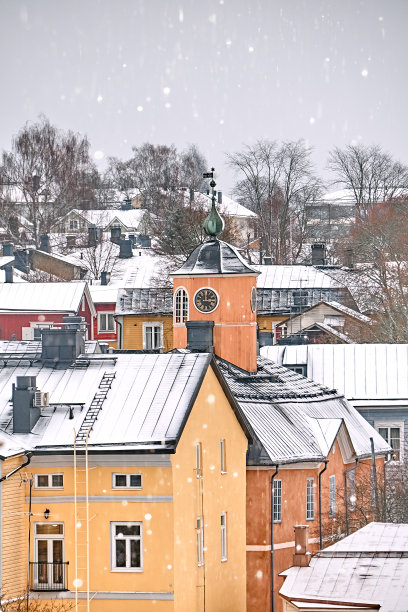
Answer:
[[370, 437, 379, 520], [318, 460, 328, 550], [344, 458, 359, 536], [270, 465, 279, 612], [114, 316, 122, 349], [27, 478, 33, 612]]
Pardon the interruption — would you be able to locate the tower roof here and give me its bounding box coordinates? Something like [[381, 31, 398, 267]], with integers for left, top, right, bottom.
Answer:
[[172, 239, 259, 276]]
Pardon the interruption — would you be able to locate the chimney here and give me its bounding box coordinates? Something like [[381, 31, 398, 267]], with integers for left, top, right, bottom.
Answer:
[[137, 234, 151, 248], [2, 242, 13, 256], [121, 198, 132, 210], [100, 271, 111, 286], [119, 239, 133, 258], [311, 243, 326, 266], [39, 234, 50, 253], [263, 256, 272, 265], [13, 376, 41, 433], [293, 525, 311, 567], [186, 321, 214, 353], [189, 189, 194, 202], [110, 225, 122, 245], [217, 191, 222, 204], [345, 248, 354, 269], [41, 316, 85, 368], [88, 224, 99, 247], [5, 265, 13, 283], [14, 249, 31, 273]]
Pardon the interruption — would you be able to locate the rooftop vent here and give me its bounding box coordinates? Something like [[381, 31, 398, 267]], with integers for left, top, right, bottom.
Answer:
[[119, 239, 133, 258], [137, 234, 151, 248], [2, 242, 13, 257], [4, 265, 13, 283], [311, 243, 326, 266], [100, 271, 111, 286], [39, 234, 50, 253], [263, 256, 272, 265], [41, 316, 86, 368]]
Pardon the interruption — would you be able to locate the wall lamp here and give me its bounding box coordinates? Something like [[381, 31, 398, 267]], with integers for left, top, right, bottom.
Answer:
[[44, 508, 50, 520]]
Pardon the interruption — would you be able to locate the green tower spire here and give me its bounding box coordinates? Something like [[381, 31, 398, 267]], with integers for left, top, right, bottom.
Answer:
[[203, 170, 225, 239]]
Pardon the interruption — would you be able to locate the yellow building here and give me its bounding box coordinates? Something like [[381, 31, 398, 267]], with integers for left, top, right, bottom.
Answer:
[[0, 333, 249, 611]]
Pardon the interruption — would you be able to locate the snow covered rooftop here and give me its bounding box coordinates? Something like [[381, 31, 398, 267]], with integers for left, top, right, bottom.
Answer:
[[0, 352, 213, 451], [116, 288, 173, 315], [280, 522, 408, 612], [54, 208, 148, 231], [255, 265, 344, 289], [260, 344, 408, 401], [0, 281, 89, 313], [186, 190, 257, 219], [217, 357, 389, 464], [173, 239, 258, 276]]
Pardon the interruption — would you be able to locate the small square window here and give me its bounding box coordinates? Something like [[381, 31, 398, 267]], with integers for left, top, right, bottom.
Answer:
[[98, 312, 115, 334], [112, 473, 142, 489], [34, 474, 64, 489], [52, 474, 64, 488]]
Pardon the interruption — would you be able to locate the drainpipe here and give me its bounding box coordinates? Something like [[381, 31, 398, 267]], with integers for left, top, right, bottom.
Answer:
[[0, 452, 32, 482], [270, 465, 279, 612], [318, 460, 328, 549], [344, 458, 359, 536], [114, 316, 122, 349], [370, 437, 379, 520]]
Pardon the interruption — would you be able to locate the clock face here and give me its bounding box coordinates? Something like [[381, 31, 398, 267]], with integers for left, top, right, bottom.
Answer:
[[194, 288, 219, 313], [251, 287, 257, 312]]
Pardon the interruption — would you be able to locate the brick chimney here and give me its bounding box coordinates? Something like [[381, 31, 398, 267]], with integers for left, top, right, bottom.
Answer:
[[293, 525, 311, 567]]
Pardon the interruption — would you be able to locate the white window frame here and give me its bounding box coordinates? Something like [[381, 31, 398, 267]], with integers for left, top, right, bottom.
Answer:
[[220, 439, 227, 474], [196, 516, 204, 566], [220, 512, 227, 562], [97, 311, 116, 334], [375, 421, 404, 462], [112, 473, 142, 490], [272, 479, 282, 523], [174, 287, 189, 324], [142, 321, 163, 350], [34, 473, 64, 490], [111, 522, 143, 572], [329, 475, 336, 517], [306, 478, 315, 520], [196, 442, 202, 478]]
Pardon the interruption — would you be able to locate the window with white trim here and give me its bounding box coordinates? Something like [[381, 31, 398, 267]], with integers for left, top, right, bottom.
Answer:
[[174, 288, 188, 323], [69, 219, 78, 230], [111, 522, 142, 571], [220, 439, 227, 473], [272, 479, 282, 523], [112, 473, 142, 489], [306, 478, 314, 520], [34, 474, 64, 489], [98, 312, 115, 333], [142, 322, 163, 349], [221, 513, 227, 561], [196, 517, 204, 566], [376, 424, 402, 461], [329, 475, 336, 517]]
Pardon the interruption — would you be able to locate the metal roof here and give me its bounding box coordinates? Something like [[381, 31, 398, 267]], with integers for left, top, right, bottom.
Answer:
[[115, 288, 173, 315], [255, 265, 344, 289], [280, 522, 408, 612], [0, 282, 90, 313], [256, 287, 355, 315], [261, 344, 408, 401], [172, 239, 258, 276], [0, 353, 214, 451], [217, 357, 390, 464]]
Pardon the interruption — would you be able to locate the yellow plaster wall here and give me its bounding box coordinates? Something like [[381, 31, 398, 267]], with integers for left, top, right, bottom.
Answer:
[[171, 365, 248, 612], [1, 455, 29, 598], [122, 315, 173, 351]]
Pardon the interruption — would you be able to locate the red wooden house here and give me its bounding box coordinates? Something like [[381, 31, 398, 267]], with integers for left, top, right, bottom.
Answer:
[[0, 281, 95, 340]]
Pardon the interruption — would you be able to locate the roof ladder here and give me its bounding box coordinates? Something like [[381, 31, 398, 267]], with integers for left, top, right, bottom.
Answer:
[[76, 372, 116, 443]]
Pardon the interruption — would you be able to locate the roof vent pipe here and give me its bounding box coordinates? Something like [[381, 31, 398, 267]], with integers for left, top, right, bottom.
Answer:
[[5, 265, 13, 283]]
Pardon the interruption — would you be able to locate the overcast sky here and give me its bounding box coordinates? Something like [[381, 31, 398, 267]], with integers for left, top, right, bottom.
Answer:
[[1, 0, 407, 195]]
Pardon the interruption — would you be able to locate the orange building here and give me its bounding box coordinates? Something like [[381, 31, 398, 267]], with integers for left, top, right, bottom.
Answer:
[[171, 189, 391, 612]]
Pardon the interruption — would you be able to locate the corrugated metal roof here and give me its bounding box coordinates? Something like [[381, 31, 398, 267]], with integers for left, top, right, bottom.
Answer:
[[261, 344, 408, 400], [217, 357, 390, 463], [115, 288, 173, 315], [256, 287, 355, 314], [255, 266, 344, 289], [280, 522, 408, 612], [0, 353, 211, 450], [0, 282, 87, 313]]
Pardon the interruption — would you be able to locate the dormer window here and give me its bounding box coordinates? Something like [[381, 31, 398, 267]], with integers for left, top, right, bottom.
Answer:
[[174, 288, 188, 323]]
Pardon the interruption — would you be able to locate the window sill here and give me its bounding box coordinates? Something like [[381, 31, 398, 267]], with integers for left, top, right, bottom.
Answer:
[[111, 568, 143, 573], [112, 487, 142, 491]]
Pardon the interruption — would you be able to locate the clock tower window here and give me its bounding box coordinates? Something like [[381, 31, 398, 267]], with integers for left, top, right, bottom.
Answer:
[[174, 288, 189, 323]]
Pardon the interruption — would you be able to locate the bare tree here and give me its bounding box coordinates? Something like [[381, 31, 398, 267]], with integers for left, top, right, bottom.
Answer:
[[227, 139, 323, 264], [70, 235, 119, 280], [0, 590, 74, 611], [328, 144, 408, 220], [179, 144, 208, 192], [0, 116, 97, 246]]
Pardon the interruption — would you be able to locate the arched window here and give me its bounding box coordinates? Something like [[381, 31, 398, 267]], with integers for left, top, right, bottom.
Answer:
[[174, 288, 188, 323]]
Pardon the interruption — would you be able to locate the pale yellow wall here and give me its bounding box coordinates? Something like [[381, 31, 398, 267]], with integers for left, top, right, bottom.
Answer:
[[122, 315, 173, 351], [172, 365, 248, 612], [26, 464, 174, 601], [1, 455, 29, 598]]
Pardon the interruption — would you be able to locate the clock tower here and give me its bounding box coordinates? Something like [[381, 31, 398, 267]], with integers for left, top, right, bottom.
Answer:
[[171, 178, 259, 373]]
